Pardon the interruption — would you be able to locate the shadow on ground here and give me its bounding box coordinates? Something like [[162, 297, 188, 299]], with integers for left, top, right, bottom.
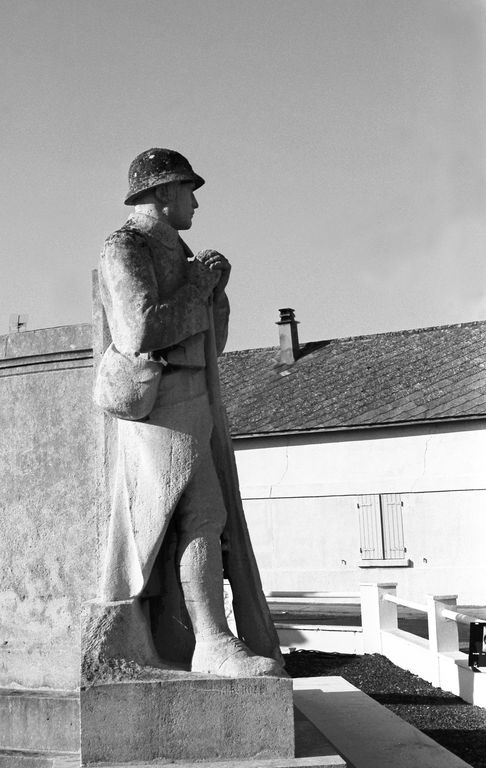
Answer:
[[423, 731, 486, 767]]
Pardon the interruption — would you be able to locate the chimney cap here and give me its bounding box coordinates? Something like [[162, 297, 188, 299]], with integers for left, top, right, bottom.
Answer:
[[277, 307, 298, 324]]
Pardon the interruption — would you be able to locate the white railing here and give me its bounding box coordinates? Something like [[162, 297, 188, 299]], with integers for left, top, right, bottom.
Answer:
[[382, 593, 427, 614], [360, 582, 486, 707], [441, 607, 484, 625], [382, 591, 483, 627], [261, 584, 486, 706]]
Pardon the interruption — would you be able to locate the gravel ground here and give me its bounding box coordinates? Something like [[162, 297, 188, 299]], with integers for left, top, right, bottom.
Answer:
[[284, 650, 486, 768]]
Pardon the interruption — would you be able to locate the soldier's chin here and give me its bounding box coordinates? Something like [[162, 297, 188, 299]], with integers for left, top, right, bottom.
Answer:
[[169, 216, 192, 231], [178, 218, 193, 230]]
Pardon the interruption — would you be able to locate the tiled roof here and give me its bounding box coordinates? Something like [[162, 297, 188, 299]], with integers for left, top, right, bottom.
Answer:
[[218, 320, 486, 436]]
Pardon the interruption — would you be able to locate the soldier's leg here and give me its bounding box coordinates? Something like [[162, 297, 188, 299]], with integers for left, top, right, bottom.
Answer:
[[176, 450, 285, 677], [176, 450, 228, 637]]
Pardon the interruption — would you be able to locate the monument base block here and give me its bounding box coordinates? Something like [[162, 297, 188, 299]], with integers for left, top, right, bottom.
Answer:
[[80, 673, 294, 765]]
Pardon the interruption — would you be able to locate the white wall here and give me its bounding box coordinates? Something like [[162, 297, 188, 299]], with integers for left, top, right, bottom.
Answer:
[[236, 422, 486, 498], [235, 422, 486, 604]]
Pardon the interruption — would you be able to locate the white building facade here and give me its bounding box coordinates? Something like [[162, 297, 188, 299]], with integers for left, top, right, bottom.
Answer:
[[235, 421, 486, 603], [219, 315, 486, 605]]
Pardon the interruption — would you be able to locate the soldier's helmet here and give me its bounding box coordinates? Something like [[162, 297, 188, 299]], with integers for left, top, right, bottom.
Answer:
[[124, 148, 205, 205]]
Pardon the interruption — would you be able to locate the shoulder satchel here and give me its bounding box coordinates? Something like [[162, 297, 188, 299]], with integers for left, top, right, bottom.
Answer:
[[94, 343, 163, 421], [94, 224, 166, 421]]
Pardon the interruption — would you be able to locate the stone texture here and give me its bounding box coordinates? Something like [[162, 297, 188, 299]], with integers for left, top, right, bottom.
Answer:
[[81, 598, 187, 684], [0, 327, 97, 690], [80, 673, 294, 765], [82, 599, 158, 679], [0, 324, 92, 360], [0, 689, 79, 753], [0, 694, 346, 767], [0, 756, 344, 768], [0, 750, 80, 768]]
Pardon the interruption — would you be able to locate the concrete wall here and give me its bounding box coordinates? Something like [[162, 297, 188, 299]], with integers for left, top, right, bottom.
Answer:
[[0, 326, 97, 690], [235, 424, 486, 604]]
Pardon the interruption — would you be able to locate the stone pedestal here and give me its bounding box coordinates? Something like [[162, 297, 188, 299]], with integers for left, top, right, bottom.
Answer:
[[80, 673, 294, 765]]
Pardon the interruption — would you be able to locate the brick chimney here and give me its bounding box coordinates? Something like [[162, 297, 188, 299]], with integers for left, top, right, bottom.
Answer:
[[276, 307, 300, 365]]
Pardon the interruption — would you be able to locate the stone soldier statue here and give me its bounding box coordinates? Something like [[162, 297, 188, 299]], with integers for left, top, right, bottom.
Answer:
[[90, 148, 285, 679]]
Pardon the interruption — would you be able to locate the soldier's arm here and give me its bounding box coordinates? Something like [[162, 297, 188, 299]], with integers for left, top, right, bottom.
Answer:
[[100, 230, 217, 354], [212, 292, 230, 355], [195, 249, 231, 355]]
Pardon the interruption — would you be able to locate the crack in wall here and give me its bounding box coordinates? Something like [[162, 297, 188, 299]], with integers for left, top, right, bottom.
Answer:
[[422, 436, 431, 477], [411, 435, 432, 491], [271, 444, 290, 494]]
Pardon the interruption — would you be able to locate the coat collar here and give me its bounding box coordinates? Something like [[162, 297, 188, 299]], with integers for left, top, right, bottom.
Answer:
[[127, 211, 179, 249]]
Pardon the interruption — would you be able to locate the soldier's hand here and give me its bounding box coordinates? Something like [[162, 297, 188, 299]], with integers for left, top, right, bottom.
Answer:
[[196, 250, 231, 296], [189, 256, 220, 299]]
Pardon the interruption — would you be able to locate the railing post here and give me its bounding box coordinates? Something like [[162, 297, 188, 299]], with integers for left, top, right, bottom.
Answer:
[[361, 583, 398, 653], [426, 595, 459, 654]]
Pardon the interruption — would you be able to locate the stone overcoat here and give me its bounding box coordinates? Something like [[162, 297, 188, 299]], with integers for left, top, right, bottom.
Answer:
[[97, 212, 282, 665]]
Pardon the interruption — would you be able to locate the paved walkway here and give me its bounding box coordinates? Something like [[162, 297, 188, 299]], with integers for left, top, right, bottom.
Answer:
[[294, 676, 473, 768]]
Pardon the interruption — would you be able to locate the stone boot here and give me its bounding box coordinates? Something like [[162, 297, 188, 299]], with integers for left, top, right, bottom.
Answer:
[[178, 535, 287, 678], [191, 631, 287, 677], [81, 598, 174, 683]]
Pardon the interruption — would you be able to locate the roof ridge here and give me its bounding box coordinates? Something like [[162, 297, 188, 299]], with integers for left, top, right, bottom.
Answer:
[[224, 318, 486, 356]]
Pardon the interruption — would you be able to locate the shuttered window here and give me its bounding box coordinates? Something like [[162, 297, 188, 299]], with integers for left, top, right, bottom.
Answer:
[[357, 494, 405, 561], [381, 493, 405, 558], [357, 494, 383, 559]]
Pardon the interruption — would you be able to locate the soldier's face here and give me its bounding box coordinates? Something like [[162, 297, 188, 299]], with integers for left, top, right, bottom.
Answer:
[[166, 182, 199, 230]]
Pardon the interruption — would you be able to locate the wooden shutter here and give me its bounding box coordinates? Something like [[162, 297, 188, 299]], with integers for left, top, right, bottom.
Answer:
[[381, 493, 405, 559], [357, 494, 384, 559]]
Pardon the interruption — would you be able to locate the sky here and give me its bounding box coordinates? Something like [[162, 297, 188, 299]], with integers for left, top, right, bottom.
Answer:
[[1, 0, 485, 351]]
